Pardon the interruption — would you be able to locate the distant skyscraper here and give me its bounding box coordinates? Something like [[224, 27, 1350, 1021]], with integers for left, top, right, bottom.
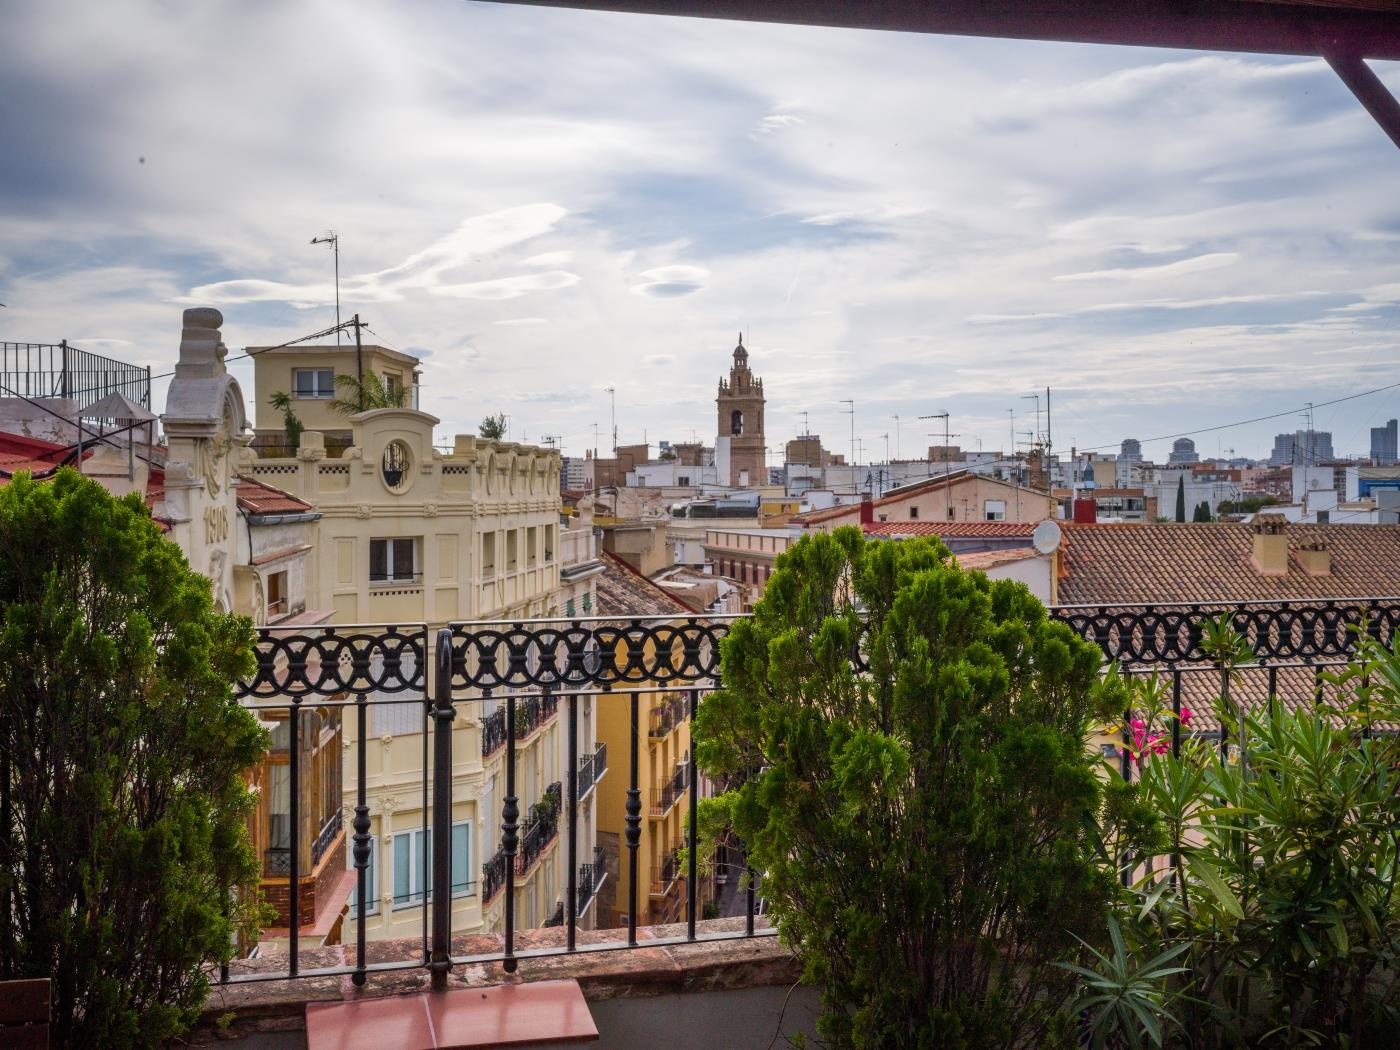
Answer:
[[1371, 419, 1398, 465], [1167, 437, 1200, 465], [1118, 437, 1143, 463], [1270, 430, 1335, 466]]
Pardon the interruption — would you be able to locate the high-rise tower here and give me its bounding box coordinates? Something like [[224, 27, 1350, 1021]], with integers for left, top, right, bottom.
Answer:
[[716, 334, 765, 488]]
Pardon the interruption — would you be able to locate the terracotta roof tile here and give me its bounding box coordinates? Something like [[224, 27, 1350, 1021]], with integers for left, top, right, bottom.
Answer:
[[1059, 522, 1400, 604], [594, 550, 698, 616], [863, 521, 1037, 539], [955, 547, 1043, 571], [235, 476, 316, 516]]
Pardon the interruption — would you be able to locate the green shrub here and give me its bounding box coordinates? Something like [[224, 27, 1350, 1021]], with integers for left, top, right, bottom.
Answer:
[[696, 527, 1140, 1049], [0, 468, 266, 1049]]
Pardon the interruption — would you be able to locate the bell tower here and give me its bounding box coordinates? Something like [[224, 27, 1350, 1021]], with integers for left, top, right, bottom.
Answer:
[[716, 334, 765, 488]]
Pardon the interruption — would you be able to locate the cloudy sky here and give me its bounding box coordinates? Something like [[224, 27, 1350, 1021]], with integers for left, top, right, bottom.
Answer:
[[4, 2, 1400, 464]]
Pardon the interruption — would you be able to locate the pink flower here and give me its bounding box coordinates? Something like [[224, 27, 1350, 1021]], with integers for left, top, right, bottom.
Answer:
[[1130, 718, 1146, 730], [1179, 708, 1193, 725]]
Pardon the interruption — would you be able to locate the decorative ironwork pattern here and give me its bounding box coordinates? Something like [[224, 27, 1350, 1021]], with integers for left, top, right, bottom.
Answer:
[[237, 625, 427, 700], [444, 617, 735, 691], [312, 810, 343, 865], [1049, 599, 1400, 667]]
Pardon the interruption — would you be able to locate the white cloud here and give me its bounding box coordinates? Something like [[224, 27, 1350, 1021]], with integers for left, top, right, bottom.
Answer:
[[629, 265, 709, 299], [750, 112, 805, 138], [1054, 252, 1241, 283]]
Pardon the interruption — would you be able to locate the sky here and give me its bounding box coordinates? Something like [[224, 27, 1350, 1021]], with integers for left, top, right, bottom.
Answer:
[[3, 1, 1400, 465]]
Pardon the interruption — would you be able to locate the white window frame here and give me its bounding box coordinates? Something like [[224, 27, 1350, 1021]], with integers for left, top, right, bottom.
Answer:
[[292, 367, 335, 400], [984, 499, 1007, 522], [351, 835, 379, 916], [370, 537, 418, 583], [391, 821, 474, 910]]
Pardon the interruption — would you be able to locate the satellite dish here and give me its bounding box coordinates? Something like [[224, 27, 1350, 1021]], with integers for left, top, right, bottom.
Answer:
[[1032, 519, 1063, 555]]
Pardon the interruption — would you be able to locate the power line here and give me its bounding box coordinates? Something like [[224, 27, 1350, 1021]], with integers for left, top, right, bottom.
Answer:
[[1077, 376, 1400, 454], [146, 320, 356, 382]]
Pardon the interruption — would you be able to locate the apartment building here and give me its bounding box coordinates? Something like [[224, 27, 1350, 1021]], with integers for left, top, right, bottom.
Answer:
[[243, 343, 573, 942], [592, 551, 711, 927], [249, 342, 421, 457]]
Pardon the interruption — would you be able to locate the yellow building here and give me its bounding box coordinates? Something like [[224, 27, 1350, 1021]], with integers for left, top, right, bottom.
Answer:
[[243, 344, 574, 942], [250, 342, 421, 457], [592, 550, 708, 927]]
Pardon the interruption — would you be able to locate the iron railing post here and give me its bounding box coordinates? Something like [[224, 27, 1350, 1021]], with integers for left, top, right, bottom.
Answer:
[[502, 691, 519, 974], [352, 690, 370, 986], [566, 692, 578, 951], [288, 698, 301, 975], [626, 690, 640, 946], [430, 628, 454, 990], [687, 688, 699, 939]]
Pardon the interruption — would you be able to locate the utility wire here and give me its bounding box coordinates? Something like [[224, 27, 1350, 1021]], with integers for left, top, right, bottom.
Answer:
[[1075, 376, 1400, 454], [146, 320, 356, 382]]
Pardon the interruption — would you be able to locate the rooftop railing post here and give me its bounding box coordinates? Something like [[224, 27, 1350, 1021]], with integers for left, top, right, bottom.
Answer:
[[430, 628, 455, 991], [1171, 671, 1182, 759], [288, 698, 301, 976], [686, 688, 699, 940], [502, 690, 519, 974], [626, 689, 640, 946], [352, 689, 370, 987], [566, 692, 578, 952]]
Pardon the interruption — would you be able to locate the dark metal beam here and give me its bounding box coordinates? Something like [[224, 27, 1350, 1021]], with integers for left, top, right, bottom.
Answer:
[[1327, 53, 1400, 151], [490, 0, 1400, 61]]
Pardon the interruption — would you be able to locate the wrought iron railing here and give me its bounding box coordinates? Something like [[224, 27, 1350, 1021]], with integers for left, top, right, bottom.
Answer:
[[312, 809, 343, 865], [0, 340, 151, 408], [226, 616, 740, 990], [648, 694, 687, 737], [542, 900, 565, 928], [651, 841, 683, 897], [575, 741, 607, 800], [650, 760, 690, 817], [225, 601, 1400, 989]]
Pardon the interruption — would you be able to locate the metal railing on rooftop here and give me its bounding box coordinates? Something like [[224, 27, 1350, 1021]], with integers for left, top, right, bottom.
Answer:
[[221, 598, 1400, 990], [226, 615, 739, 991], [0, 341, 151, 409]]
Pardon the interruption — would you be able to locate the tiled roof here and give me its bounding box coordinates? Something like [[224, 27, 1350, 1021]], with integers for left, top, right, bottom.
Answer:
[[863, 521, 1037, 539], [594, 550, 698, 616], [792, 469, 1048, 525], [1059, 522, 1400, 604], [955, 547, 1043, 571], [0, 432, 84, 478], [235, 475, 316, 516]]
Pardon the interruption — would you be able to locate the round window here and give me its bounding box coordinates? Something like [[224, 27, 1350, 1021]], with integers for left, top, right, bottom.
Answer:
[[382, 440, 412, 491]]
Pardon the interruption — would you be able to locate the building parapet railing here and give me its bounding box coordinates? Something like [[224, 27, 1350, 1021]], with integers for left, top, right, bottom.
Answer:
[[0, 340, 151, 408], [223, 602, 1400, 993], [575, 742, 607, 801], [577, 844, 607, 916]]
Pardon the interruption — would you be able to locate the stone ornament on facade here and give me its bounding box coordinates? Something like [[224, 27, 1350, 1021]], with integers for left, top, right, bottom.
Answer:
[[357, 503, 372, 519]]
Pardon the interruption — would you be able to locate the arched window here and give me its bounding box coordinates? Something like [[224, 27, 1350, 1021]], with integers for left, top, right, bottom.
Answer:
[[730, 409, 743, 436]]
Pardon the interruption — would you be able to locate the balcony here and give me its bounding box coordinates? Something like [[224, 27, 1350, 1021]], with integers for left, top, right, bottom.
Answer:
[[515, 782, 562, 877], [650, 841, 684, 897], [480, 693, 560, 759], [650, 760, 690, 818], [577, 843, 608, 915], [262, 810, 343, 878], [225, 600, 1396, 1007], [648, 694, 688, 737], [574, 741, 607, 801]]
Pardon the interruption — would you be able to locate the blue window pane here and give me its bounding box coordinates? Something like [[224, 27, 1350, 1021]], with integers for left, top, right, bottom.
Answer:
[[452, 824, 470, 895], [393, 834, 411, 906]]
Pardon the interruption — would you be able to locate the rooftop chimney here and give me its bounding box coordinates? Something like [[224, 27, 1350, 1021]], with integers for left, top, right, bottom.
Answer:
[[859, 499, 874, 526], [1251, 513, 1289, 576], [1297, 539, 1331, 577]]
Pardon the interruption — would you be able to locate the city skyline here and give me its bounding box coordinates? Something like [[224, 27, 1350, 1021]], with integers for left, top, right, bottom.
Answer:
[[4, 2, 1400, 463]]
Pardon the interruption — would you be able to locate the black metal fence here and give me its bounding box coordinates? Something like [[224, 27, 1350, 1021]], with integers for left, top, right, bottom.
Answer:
[[0, 341, 151, 409], [224, 599, 1400, 989], [227, 615, 752, 991]]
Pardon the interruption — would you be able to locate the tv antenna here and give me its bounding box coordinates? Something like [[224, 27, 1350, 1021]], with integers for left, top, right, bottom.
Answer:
[[309, 231, 341, 342]]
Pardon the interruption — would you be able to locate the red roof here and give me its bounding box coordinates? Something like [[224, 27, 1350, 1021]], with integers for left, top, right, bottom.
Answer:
[[235, 476, 315, 516], [862, 521, 1037, 538], [0, 432, 86, 478]]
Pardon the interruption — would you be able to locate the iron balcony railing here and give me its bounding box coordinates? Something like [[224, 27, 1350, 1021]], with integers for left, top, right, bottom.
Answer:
[[515, 782, 562, 877], [650, 760, 690, 818], [648, 694, 687, 737], [651, 841, 684, 897], [220, 599, 1400, 991], [542, 900, 565, 928], [578, 844, 607, 915], [575, 741, 607, 801], [481, 693, 561, 759], [262, 809, 343, 878]]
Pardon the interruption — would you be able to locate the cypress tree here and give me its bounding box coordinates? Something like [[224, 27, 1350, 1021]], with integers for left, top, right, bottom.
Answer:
[[1175, 475, 1187, 522]]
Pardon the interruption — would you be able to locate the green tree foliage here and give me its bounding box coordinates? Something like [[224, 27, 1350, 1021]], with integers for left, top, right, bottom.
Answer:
[[478, 412, 508, 440], [0, 469, 266, 1049], [328, 371, 408, 415], [695, 527, 1141, 1049], [1215, 495, 1279, 517], [268, 390, 304, 452], [1175, 476, 1187, 522], [1117, 625, 1400, 1046], [1192, 501, 1212, 523]]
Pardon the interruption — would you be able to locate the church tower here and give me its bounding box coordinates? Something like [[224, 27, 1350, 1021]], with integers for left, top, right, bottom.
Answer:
[[716, 334, 765, 487]]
